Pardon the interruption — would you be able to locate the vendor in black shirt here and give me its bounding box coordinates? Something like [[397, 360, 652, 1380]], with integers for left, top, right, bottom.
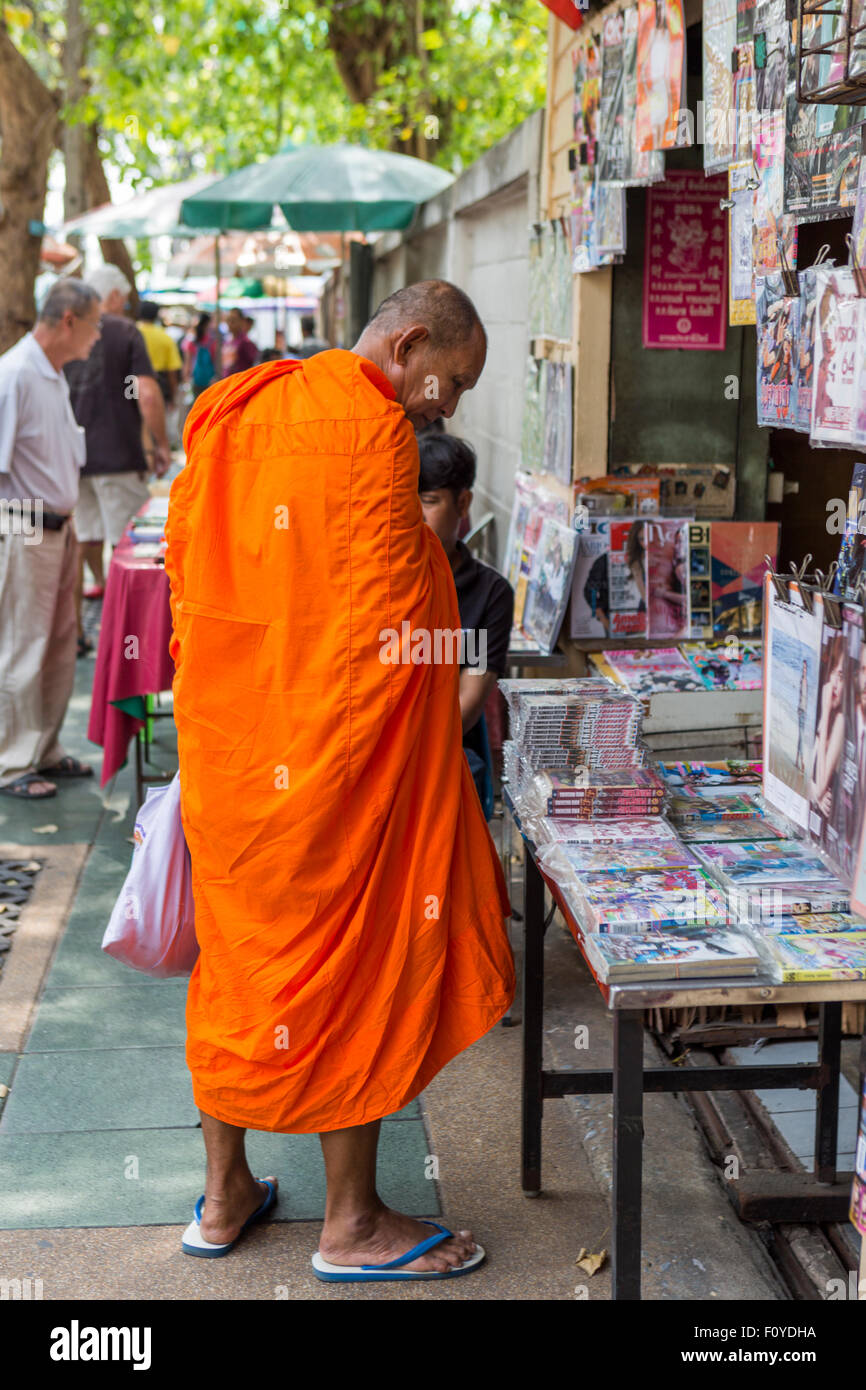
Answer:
[[418, 431, 514, 810]]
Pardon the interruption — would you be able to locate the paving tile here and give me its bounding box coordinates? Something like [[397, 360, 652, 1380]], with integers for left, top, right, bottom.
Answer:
[[0, 1119, 438, 1228], [0, 1055, 16, 1087], [43, 908, 165, 989], [0, 1048, 197, 1134], [25, 984, 188, 1053]]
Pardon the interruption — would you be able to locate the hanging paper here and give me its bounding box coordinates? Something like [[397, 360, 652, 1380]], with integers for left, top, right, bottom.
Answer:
[[755, 272, 800, 428], [732, 43, 756, 159], [784, 14, 865, 222], [811, 265, 866, 447], [793, 261, 823, 432], [752, 109, 798, 278], [636, 0, 689, 153], [763, 576, 824, 831], [728, 162, 756, 326], [598, 11, 628, 183], [703, 0, 737, 172], [623, 5, 666, 183]]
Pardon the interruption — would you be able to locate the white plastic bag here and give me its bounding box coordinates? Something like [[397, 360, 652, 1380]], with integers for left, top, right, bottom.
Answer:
[[102, 772, 198, 978]]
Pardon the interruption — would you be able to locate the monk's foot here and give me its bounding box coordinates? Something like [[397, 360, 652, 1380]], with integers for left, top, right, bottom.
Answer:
[[319, 1203, 476, 1273], [198, 1174, 277, 1246]]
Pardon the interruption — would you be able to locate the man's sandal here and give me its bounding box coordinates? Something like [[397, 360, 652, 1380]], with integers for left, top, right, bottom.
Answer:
[[36, 757, 93, 779], [0, 773, 57, 800], [311, 1222, 486, 1282], [181, 1179, 278, 1258]]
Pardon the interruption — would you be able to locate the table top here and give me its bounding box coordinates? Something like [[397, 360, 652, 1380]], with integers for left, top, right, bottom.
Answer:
[[503, 788, 866, 1010]]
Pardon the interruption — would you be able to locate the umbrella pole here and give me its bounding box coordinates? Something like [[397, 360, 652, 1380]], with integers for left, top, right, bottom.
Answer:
[[339, 230, 347, 347], [214, 233, 223, 375]]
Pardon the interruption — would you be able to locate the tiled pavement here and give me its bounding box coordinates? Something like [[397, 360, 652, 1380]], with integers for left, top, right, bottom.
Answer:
[[0, 642, 437, 1233]]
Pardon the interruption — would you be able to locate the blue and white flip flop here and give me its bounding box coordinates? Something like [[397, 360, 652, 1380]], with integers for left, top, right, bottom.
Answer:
[[181, 1179, 278, 1258], [311, 1221, 486, 1282]]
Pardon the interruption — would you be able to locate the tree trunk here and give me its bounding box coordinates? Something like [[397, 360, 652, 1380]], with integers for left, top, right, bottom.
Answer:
[[62, 0, 88, 222], [0, 19, 60, 353], [83, 127, 139, 315]]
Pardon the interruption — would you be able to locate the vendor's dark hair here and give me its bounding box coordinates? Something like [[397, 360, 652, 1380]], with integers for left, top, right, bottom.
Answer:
[[418, 433, 476, 500]]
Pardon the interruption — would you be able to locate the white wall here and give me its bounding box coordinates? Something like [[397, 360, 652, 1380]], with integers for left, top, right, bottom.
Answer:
[[369, 111, 544, 569]]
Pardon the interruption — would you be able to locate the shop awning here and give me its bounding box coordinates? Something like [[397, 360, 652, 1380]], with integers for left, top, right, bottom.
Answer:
[[537, 0, 585, 30]]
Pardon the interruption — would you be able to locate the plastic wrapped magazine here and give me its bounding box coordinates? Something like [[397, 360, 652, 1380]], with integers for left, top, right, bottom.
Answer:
[[598, 10, 628, 183], [659, 759, 762, 785], [678, 817, 785, 842], [542, 361, 574, 484], [538, 839, 697, 875], [503, 472, 534, 588], [563, 865, 728, 933], [535, 815, 681, 846], [744, 911, 866, 933], [604, 646, 703, 696], [750, 930, 866, 980], [727, 879, 850, 919], [681, 640, 763, 690], [756, 272, 800, 428], [752, 110, 798, 281], [692, 838, 841, 883], [668, 787, 768, 821], [519, 360, 544, 473], [686, 521, 778, 639], [810, 266, 866, 448], [832, 461, 866, 599], [582, 928, 761, 982], [702, 0, 737, 173], [622, 3, 665, 184], [763, 580, 824, 830], [636, 0, 688, 153], [522, 519, 579, 654]]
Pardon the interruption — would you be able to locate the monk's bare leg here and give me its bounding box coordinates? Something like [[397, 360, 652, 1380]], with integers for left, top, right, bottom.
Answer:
[[318, 1120, 476, 1273], [197, 1110, 278, 1245]]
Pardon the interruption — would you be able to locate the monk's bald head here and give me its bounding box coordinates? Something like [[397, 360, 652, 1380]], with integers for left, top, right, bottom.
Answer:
[[354, 279, 487, 430]]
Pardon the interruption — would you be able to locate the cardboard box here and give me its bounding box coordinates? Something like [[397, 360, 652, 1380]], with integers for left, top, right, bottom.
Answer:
[[620, 463, 735, 519]]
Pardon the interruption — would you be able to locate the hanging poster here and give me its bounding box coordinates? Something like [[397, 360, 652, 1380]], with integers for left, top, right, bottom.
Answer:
[[646, 517, 690, 638], [596, 184, 627, 255], [703, 0, 737, 172], [623, 5, 666, 183], [851, 156, 866, 271], [811, 266, 866, 447], [519, 359, 544, 474], [729, 161, 756, 326], [542, 361, 574, 485], [732, 43, 756, 159], [784, 16, 865, 222], [834, 462, 866, 599], [753, 109, 798, 279], [756, 272, 800, 427], [753, 0, 788, 113], [598, 11, 627, 183], [643, 170, 728, 349], [763, 576, 824, 830], [636, 0, 688, 153], [736, 0, 757, 43]]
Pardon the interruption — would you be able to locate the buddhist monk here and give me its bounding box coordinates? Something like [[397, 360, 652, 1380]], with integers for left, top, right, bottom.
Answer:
[[165, 280, 515, 1281]]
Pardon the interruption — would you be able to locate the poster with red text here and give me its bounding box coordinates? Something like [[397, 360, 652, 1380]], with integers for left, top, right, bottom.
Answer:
[[643, 170, 728, 349]]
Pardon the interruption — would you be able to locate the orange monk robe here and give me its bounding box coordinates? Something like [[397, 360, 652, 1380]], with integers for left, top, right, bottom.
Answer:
[[164, 350, 515, 1134]]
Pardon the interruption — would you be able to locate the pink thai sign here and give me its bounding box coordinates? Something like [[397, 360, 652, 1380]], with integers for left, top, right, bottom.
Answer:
[[642, 170, 728, 350]]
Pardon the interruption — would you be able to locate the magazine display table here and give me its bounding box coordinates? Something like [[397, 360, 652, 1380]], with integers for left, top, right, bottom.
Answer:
[[506, 791, 865, 1301]]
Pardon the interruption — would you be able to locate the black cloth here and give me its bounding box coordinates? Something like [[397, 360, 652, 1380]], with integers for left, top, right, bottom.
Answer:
[[64, 315, 155, 476], [452, 539, 514, 764]]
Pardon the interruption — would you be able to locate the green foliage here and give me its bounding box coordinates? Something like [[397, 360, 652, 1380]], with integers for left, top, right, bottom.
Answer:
[[8, 0, 546, 184]]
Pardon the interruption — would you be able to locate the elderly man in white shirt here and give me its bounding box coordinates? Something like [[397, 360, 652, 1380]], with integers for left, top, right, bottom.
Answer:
[[0, 278, 102, 799]]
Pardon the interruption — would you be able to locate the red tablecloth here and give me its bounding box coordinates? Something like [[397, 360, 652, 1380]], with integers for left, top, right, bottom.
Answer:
[[87, 527, 174, 787]]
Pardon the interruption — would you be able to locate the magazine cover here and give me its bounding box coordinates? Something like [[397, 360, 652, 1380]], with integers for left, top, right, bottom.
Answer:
[[622, 4, 666, 184], [539, 816, 681, 845], [833, 462, 866, 599], [604, 646, 704, 695], [808, 619, 848, 866], [731, 43, 756, 160], [570, 518, 648, 639], [636, 0, 688, 153], [753, 0, 787, 113], [836, 603, 866, 880], [519, 357, 544, 473], [784, 73, 863, 222], [574, 866, 728, 932], [692, 838, 830, 876], [669, 788, 767, 821], [678, 816, 785, 841], [702, 0, 736, 172], [583, 928, 760, 982], [646, 518, 690, 638], [661, 759, 762, 783], [709, 521, 778, 636], [542, 361, 573, 484], [503, 471, 533, 588], [598, 10, 627, 183], [546, 841, 697, 874], [522, 518, 579, 653], [811, 267, 866, 447], [729, 160, 757, 325], [756, 273, 800, 428], [763, 577, 824, 829], [681, 639, 763, 689]]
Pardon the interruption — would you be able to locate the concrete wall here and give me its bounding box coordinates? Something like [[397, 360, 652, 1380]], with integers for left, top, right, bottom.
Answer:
[[367, 110, 545, 568]]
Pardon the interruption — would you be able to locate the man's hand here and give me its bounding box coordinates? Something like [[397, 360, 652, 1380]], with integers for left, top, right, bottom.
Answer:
[[151, 442, 171, 478], [459, 667, 498, 736]]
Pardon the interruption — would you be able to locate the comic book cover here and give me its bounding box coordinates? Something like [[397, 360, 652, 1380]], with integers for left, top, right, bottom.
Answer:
[[660, 759, 763, 784], [756, 273, 800, 427], [754, 0, 787, 113], [758, 931, 866, 980], [669, 788, 768, 821], [604, 646, 704, 696], [573, 866, 728, 932], [753, 111, 798, 282], [636, 0, 688, 153], [542, 841, 697, 874], [693, 837, 838, 880], [583, 928, 760, 981], [646, 518, 690, 638], [811, 266, 866, 447], [731, 43, 756, 160], [833, 462, 866, 599], [678, 817, 785, 841], [793, 261, 821, 433], [681, 640, 764, 689]]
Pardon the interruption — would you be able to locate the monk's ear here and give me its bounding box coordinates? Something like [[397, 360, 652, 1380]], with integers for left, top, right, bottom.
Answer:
[[394, 324, 429, 362]]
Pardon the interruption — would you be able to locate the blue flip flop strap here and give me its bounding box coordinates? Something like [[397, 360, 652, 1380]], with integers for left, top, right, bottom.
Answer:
[[193, 1179, 273, 1230], [361, 1222, 453, 1272]]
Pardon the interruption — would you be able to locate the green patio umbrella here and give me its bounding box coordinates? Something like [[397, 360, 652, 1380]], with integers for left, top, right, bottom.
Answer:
[[179, 143, 455, 234]]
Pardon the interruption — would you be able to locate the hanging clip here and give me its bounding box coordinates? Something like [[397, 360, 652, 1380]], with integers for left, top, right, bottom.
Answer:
[[812, 566, 842, 627], [765, 555, 790, 603]]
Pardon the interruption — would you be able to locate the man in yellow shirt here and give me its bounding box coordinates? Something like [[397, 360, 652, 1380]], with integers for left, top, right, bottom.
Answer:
[[137, 302, 182, 406]]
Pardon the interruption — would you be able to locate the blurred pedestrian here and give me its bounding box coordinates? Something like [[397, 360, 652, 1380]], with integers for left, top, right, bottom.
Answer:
[[221, 308, 258, 376], [185, 313, 219, 398], [0, 278, 101, 799], [136, 301, 182, 406], [293, 314, 329, 359], [64, 265, 170, 631], [260, 327, 288, 364]]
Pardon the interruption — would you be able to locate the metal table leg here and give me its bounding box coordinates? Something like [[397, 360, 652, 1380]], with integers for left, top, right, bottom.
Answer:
[[612, 1010, 645, 1300], [521, 843, 546, 1195], [815, 1000, 842, 1184]]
